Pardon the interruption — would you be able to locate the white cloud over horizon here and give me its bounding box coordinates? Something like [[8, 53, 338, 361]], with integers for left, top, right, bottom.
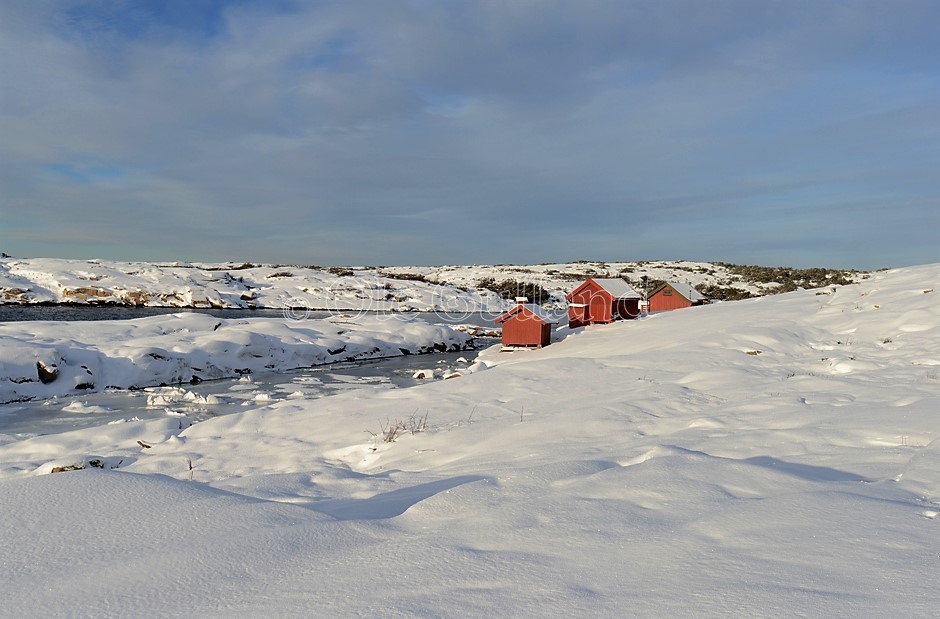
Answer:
[[1, 0, 938, 269]]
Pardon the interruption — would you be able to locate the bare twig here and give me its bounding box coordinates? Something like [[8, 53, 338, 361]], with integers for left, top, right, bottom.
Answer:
[[379, 418, 407, 442], [410, 409, 430, 434]]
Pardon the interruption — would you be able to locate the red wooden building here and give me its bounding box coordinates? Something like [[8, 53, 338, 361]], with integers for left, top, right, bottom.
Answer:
[[566, 278, 642, 328], [647, 282, 708, 313], [495, 300, 557, 348]]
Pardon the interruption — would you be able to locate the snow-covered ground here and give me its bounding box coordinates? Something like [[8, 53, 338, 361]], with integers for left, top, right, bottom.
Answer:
[[0, 312, 473, 404], [0, 264, 937, 616], [382, 259, 742, 291], [0, 257, 505, 311], [0, 256, 857, 310]]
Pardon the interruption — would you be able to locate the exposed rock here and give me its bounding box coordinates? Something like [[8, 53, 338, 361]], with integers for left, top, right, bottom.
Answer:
[[51, 458, 107, 473], [63, 286, 113, 302], [451, 324, 501, 338], [36, 361, 58, 384], [0, 287, 30, 302], [159, 292, 188, 305], [121, 290, 150, 306], [50, 464, 85, 473]]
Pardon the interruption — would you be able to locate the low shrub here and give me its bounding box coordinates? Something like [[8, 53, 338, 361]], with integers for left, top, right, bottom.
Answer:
[[476, 278, 550, 303]]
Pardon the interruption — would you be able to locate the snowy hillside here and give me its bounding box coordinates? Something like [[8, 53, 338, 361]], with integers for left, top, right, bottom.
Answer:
[[0, 256, 861, 310], [0, 264, 936, 616], [378, 259, 862, 301], [0, 257, 504, 312], [0, 313, 473, 404]]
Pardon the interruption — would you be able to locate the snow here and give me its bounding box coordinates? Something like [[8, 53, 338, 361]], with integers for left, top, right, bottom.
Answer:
[[496, 303, 559, 324], [0, 257, 506, 312], [588, 277, 643, 299], [0, 312, 473, 403], [654, 280, 708, 302], [1, 257, 848, 312], [380, 259, 790, 299], [0, 264, 938, 616]]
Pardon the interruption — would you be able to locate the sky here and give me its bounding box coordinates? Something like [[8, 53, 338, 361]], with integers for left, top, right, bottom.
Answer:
[[1, 0, 938, 270]]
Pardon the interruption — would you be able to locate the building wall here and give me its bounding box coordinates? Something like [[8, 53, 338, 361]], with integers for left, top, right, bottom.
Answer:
[[614, 299, 641, 319], [540, 323, 552, 346], [569, 282, 614, 324], [589, 293, 612, 323], [648, 286, 693, 312], [568, 305, 590, 329], [502, 314, 550, 347]]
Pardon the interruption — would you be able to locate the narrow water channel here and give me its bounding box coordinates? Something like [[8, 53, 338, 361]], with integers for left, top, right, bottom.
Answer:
[[0, 348, 482, 442], [0, 306, 505, 442]]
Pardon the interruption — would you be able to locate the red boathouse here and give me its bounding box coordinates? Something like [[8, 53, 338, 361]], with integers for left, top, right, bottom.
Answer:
[[647, 282, 708, 313], [566, 278, 642, 328], [495, 300, 557, 348]]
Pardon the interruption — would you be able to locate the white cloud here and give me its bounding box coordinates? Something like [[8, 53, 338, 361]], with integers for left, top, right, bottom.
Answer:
[[1, 1, 938, 268]]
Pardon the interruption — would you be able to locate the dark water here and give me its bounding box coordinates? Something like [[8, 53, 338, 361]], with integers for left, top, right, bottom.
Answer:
[[0, 305, 278, 322], [0, 305, 504, 328]]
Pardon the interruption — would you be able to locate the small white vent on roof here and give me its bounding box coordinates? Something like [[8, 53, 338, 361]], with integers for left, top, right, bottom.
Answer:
[[515, 296, 529, 304]]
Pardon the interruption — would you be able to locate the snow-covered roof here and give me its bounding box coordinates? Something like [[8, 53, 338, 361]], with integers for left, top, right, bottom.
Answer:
[[655, 282, 707, 302], [592, 278, 642, 299], [496, 303, 558, 324]]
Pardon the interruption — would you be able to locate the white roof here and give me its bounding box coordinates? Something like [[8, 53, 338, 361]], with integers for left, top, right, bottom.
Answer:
[[661, 282, 707, 302], [592, 278, 642, 299], [497, 303, 558, 324]]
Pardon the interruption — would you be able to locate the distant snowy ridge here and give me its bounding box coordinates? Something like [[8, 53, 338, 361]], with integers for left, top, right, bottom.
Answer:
[[0, 313, 473, 403], [0, 257, 862, 310], [0, 258, 504, 312], [380, 259, 863, 303]]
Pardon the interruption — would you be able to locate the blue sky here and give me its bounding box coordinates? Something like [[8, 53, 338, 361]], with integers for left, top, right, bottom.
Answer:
[[1, 0, 938, 269]]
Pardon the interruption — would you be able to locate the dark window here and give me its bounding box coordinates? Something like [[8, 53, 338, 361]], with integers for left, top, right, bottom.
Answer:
[[663, 289, 672, 296]]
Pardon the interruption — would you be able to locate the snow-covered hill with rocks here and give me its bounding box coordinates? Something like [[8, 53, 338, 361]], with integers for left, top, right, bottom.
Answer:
[[382, 258, 862, 294], [0, 313, 473, 404], [0, 263, 936, 616], [0, 257, 504, 312], [0, 257, 862, 310]]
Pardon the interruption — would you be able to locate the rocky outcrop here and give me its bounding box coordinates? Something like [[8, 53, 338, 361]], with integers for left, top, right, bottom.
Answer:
[[36, 361, 59, 384], [120, 290, 150, 306], [62, 286, 114, 302], [0, 287, 30, 303]]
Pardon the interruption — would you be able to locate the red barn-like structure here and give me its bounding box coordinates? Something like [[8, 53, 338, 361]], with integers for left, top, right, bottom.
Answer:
[[566, 278, 642, 328], [495, 301, 556, 348], [647, 282, 708, 313]]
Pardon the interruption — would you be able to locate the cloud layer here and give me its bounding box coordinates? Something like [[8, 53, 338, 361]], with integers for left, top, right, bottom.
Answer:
[[2, 0, 938, 268]]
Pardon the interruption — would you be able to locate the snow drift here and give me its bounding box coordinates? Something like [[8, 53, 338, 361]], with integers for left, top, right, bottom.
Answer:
[[0, 264, 937, 616], [0, 313, 473, 403]]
